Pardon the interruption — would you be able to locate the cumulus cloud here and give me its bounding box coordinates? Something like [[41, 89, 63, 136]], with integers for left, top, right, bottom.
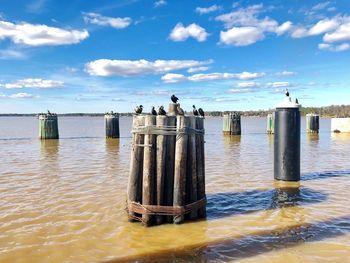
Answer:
[[311, 2, 331, 11], [85, 59, 213, 77], [195, 5, 222, 15], [169, 23, 209, 42], [220, 26, 264, 46], [1, 78, 64, 89], [216, 4, 291, 46], [228, 88, 256, 93], [9, 92, 34, 98], [318, 42, 350, 52], [267, 81, 290, 88], [0, 20, 88, 46], [292, 18, 340, 38], [187, 66, 209, 73], [323, 21, 350, 42], [0, 49, 25, 59], [154, 0, 166, 7], [275, 71, 296, 76], [83, 12, 131, 29], [161, 73, 187, 83], [236, 82, 261, 88], [161, 72, 265, 83]]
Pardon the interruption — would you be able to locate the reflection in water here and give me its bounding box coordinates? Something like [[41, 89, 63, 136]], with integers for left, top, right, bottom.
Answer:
[[105, 138, 120, 155], [40, 139, 59, 159], [331, 132, 350, 141], [267, 133, 274, 147], [223, 134, 241, 146], [307, 133, 319, 143]]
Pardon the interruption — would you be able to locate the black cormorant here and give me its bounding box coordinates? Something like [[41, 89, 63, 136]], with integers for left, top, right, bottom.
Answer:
[[158, 106, 166, 115], [171, 94, 179, 103], [198, 108, 204, 117], [135, 105, 143, 114], [192, 105, 198, 116], [151, 106, 157, 115], [285, 89, 289, 97], [177, 104, 184, 115]]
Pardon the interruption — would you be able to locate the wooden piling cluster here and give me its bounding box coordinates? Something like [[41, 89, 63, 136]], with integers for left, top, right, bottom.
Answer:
[[267, 113, 275, 134], [39, 112, 59, 139], [105, 112, 120, 138], [306, 113, 319, 133], [127, 103, 206, 226], [223, 112, 241, 135]]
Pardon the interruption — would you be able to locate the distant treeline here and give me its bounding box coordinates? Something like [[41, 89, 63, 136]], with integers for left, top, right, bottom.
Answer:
[[1, 104, 350, 117]]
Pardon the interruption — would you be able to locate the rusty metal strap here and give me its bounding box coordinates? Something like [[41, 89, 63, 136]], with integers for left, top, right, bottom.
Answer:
[[127, 197, 206, 217]]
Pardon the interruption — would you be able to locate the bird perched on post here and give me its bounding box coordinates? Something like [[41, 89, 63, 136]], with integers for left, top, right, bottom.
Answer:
[[198, 107, 205, 117], [158, 105, 166, 115], [285, 89, 289, 97], [177, 104, 184, 115], [171, 94, 179, 103], [192, 105, 199, 116], [151, 106, 157, 115], [135, 105, 143, 114], [295, 98, 299, 104]]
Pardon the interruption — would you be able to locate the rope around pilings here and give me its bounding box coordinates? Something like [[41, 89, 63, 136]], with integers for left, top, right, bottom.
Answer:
[[126, 197, 207, 222], [131, 125, 204, 136]]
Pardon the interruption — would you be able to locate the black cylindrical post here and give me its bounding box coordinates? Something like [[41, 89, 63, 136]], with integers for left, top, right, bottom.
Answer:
[[274, 98, 301, 181], [230, 112, 241, 135], [105, 112, 120, 138]]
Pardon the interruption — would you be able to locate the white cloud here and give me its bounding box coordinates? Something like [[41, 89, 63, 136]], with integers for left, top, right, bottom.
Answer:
[[154, 0, 166, 7], [220, 26, 264, 46], [323, 21, 350, 43], [161, 73, 187, 83], [9, 92, 34, 98], [195, 5, 222, 15], [267, 81, 290, 88], [311, 2, 331, 11], [0, 49, 25, 59], [308, 18, 340, 36], [0, 20, 88, 46], [1, 78, 64, 89], [188, 72, 265, 81], [276, 71, 296, 76], [228, 88, 256, 93], [187, 66, 209, 73], [236, 82, 261, 88], [275, 21, 293, 35], [85, 59, 213, 77], [83, 12, 131, 29], [318, 42, 350, 52], [169, 23, 209, 42]]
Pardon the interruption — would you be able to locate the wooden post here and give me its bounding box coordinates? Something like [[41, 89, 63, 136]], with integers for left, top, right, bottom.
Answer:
[[186, 116, 198, 220], [267, 113, 275, 134], [230, 112, 241, 135], [155, 115, 168, 225], [142, 115, 156, 226], [127, 115, 145, 221], [105, 112, 120, 138], [223, 113, 231, 135], [173, 115, 189, 224], [165, 115, 176, 223], [168, 103, 178, 116], [196, 117, 206, 218], [39, 113, 59, 139]]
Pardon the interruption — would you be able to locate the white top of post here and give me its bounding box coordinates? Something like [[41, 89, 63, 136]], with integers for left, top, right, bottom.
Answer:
[[275, 97, 301, 109]]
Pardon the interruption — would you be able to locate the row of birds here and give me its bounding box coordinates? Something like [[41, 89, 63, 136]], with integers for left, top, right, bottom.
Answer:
[[134, 94, 205, 117]]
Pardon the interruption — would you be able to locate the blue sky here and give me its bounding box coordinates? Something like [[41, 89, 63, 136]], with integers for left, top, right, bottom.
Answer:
[[0, 0, 349, 113]]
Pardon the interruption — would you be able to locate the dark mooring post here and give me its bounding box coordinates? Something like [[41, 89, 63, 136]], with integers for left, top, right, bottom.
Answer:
[[173, 115, 189, 224], [155, 115, 168, 225], [127, 115, 145, 221], [306, 113, 319, 133], [274, 97, 301, 181], [142, 115, 156, 226], [230, 112, 241, 135], [105, 111, 120, 138], [196, 116, 206, 218], [39, 111, 59, 139]]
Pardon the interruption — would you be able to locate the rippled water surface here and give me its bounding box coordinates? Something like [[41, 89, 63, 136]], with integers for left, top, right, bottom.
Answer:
[[0, 116, 349, 262]]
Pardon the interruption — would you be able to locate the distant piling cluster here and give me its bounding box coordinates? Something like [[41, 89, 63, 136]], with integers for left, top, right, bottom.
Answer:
[[306, 113, 319, 133], [39, 111, 59, 139], [105, 111, 120, 138], [127, 103, 206, 226], [223, 112, 241, 135]]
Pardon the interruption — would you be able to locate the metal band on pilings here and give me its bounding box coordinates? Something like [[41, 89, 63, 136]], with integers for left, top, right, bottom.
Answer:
[[131, 124, 205, 136]]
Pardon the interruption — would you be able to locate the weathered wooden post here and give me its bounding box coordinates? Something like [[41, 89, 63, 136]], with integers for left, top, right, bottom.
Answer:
[[173, 115, 189, 224], [223, 113, 231, 135], [196, 116, 206, 218], [127, 115, 145, 221], [306, 113, 319, 133], [168, 103, 178, 116], [105, 111, 120, 138], [230, 112, 241, 135], [39, 112, 59, 139], [155, 115, 168, 225], [267, 113, 275, 134], [142, 115, 157, 226], [274, 97, 301, 181]]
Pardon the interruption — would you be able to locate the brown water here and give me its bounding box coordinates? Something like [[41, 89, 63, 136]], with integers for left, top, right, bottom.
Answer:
[[0, 116, 349, 263]]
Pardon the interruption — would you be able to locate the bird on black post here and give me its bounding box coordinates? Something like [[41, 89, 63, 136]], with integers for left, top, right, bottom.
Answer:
[[198, 107, 205, 118], [295, 98, 299, 104], [177, 104, 184, 115], [135, 105, 143, 114], [158, 105, 166, 115], [285, 89, 289, 97], [151, 106, 157, 115], [193, 105, 199, 116], [171, 94, 179, 103]]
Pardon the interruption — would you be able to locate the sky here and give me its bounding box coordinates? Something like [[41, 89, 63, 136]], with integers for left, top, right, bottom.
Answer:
[[0, 0, 349, 113]]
